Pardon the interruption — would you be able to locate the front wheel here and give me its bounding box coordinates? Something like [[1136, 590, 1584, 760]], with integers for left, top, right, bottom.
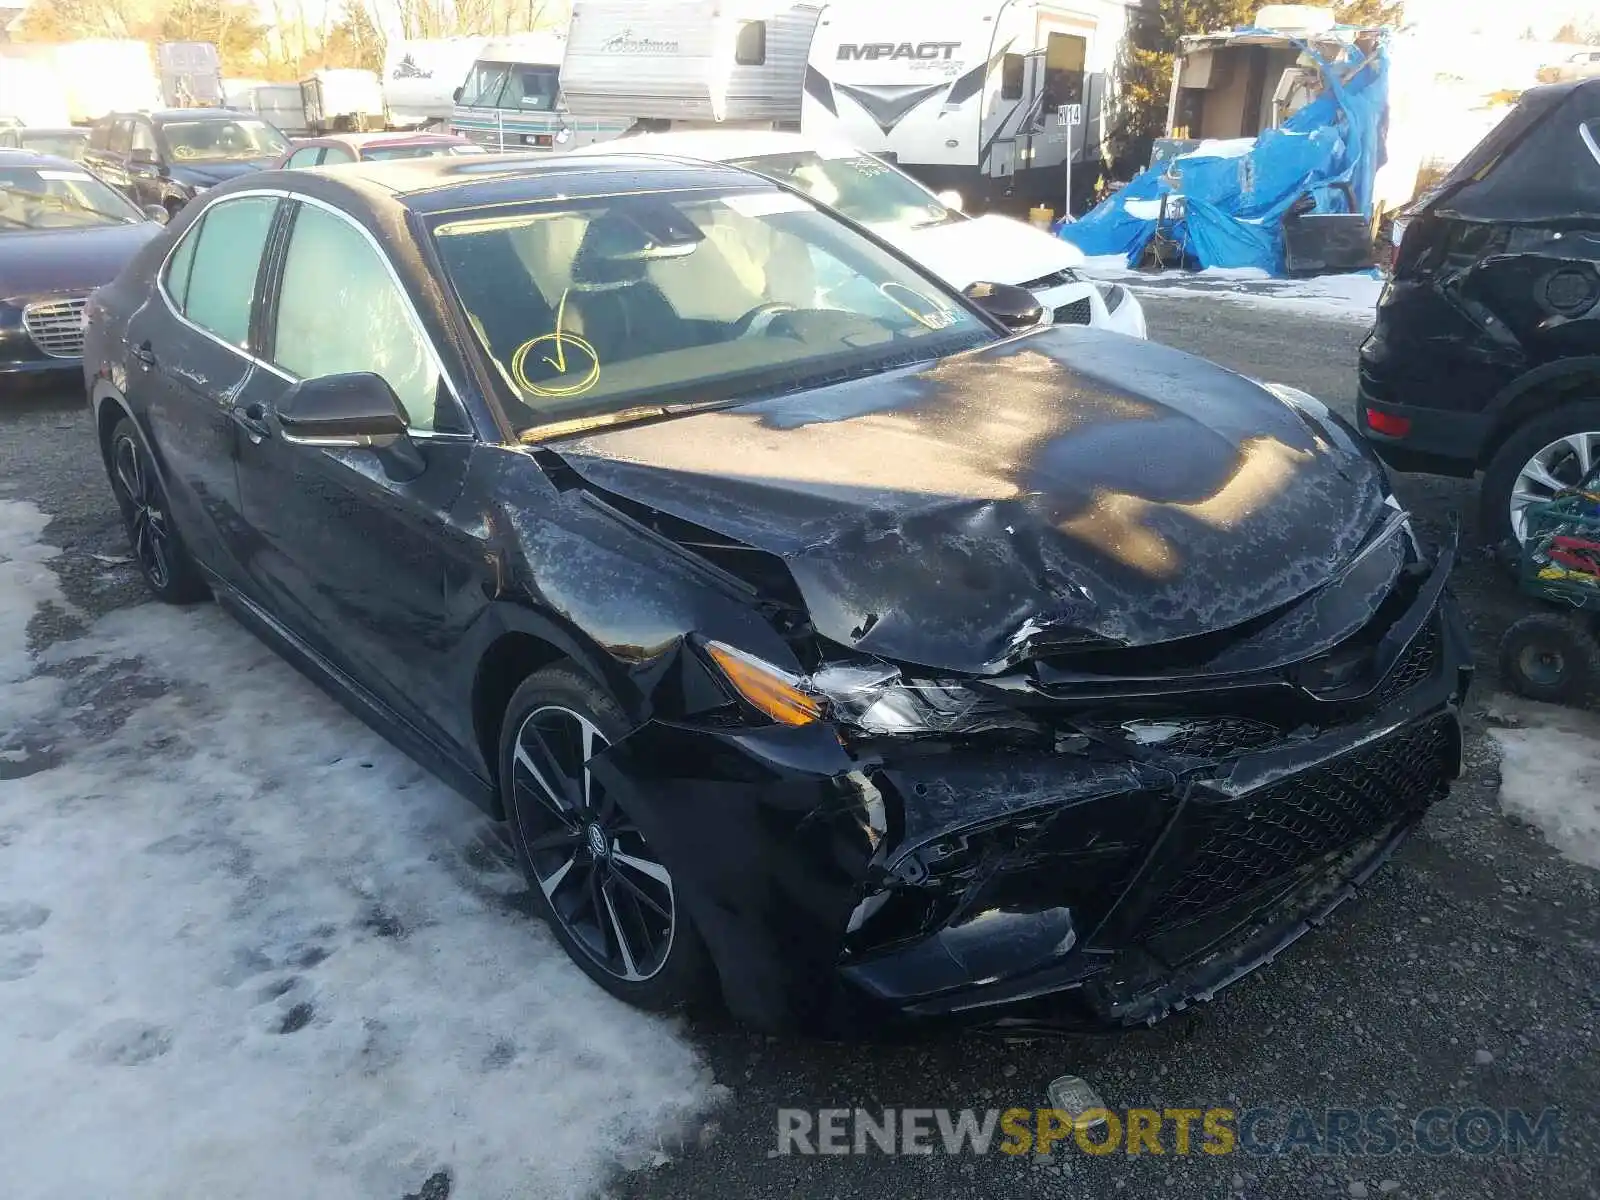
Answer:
[[499, 664, 711, 1011]]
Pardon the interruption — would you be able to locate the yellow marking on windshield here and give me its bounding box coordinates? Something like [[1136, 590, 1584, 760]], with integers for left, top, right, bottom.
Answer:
[[511, 287, 602, 399]]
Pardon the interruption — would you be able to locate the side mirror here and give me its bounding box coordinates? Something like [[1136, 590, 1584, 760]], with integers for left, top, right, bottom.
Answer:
[[452, 86, 463, 103], [962, 281, 1044, 331], [275, 372, 424, 480], [935, 189, 964, 213], [144, 204, 169, 224]]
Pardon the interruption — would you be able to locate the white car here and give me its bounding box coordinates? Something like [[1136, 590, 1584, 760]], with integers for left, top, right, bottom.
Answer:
[[565, 129, 1146, 339]]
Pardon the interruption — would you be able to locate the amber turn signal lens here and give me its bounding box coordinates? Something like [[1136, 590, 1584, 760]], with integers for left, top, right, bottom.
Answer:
[[706, 642, 823, 727]]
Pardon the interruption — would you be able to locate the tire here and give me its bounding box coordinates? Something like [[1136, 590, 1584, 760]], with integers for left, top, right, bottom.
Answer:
[[106, 417, 210, 604], [1479, 401, 1600, 553], [1498, 612, 1600, 708], [498, 663, 711, 1011]]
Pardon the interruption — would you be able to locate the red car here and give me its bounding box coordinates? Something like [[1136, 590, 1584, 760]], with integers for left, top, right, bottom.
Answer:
[[272, 132, 486, 169]]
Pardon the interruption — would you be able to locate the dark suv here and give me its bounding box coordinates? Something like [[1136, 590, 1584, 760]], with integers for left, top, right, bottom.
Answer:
[[1358, 79, 1600, 551], [83, 109, 289, 218]]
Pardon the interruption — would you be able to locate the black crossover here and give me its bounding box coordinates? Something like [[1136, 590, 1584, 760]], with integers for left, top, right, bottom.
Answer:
[[1359, 79, 1600, 551], [84, 153, 1472, 1034]]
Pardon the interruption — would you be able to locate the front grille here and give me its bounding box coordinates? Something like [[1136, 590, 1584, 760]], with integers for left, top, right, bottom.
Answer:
[[1020, 268, 1081, 290], [1147, 717, 1453, 929], [22, 296, 87, 358], [1374, 620, 1441, 708], [1054, 297, 1093, 325], [1122, 716, 1282, 759]]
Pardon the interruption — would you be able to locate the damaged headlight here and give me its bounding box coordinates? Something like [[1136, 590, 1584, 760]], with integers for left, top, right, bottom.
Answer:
[[809, 664, 1021, 735], [705, 642, 1030, 735]]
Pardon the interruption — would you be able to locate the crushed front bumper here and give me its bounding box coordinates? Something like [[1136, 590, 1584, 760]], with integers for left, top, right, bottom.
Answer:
[[593, 538, 1472, 1036]]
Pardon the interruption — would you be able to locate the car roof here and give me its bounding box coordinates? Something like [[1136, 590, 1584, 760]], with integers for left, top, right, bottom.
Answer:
[[313, 131, 468, 149], [564, 128, 862, 164], [284, 151, 779, 215], [122, 108, 262, 123], [0, 149, 92, 170]]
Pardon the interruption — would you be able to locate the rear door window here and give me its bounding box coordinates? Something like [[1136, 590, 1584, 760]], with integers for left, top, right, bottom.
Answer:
[[108, 120, 133, 155], [320, 144, 355, 165], [169, 195, 279, 348], [285, 146, 324, 168]]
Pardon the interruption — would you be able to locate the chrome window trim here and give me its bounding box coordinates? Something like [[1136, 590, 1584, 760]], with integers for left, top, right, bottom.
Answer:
[[153, 186, 477, 443], [1581, 121, 1600, 170]]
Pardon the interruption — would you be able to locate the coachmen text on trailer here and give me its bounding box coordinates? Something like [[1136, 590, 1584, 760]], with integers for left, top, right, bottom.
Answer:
[[802, 0, 1139, 209]]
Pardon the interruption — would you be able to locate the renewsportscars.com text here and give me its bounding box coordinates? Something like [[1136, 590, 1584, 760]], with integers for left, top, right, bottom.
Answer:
[[775, 1107, 1561, 1158]]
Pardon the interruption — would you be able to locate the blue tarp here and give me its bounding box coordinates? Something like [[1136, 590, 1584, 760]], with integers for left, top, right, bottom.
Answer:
[[1058, 31, 1389, 274]]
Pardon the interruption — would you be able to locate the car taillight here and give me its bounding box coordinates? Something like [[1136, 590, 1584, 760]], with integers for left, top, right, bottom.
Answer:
[[1365, 407, 1412, 438]]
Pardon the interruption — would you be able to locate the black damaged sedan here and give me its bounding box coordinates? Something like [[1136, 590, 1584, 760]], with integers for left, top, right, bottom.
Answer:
[[84, 153, 1472, 1034]]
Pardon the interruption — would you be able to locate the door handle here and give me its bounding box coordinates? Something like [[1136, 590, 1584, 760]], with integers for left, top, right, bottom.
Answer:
[[229, 402, 272, 443], [132, 341, 156, 370]]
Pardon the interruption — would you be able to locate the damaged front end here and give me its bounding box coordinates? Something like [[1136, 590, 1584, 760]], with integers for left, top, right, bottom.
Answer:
[[591, 503, 1472, 1035]]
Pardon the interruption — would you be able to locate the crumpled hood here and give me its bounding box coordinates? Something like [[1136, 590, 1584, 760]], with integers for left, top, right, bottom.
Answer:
[[551, 327, 1389, 675], [0, 221, 163, 301], [875, 212, 1087, 290], [169, 159, 276, 188]]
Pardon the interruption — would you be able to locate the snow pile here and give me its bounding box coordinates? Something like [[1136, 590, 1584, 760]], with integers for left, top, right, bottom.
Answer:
[[1488, 696, 1600, 870], [0, 500, 721, 1199], [1074, 261, 1385, 323]]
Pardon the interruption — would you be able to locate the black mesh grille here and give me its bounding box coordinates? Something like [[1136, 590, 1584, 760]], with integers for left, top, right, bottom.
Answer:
[[1054, 297, 1093, 324], [1123, 717, 1282, 759], [1146, 717, 1453, 928], [1373, 621, 1441, 708]]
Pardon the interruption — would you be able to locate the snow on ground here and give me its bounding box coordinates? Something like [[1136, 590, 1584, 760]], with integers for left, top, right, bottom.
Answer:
[[0, 501, 721, 1199], [1074, 257, 1385, 323], [1487, 695, 1600, 871]]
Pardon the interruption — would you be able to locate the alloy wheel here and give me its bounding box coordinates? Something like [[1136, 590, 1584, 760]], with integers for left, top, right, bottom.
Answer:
[[1510, 430, 1600, 542], [510, 704, 675, 982], [113, 433, 172, 590]]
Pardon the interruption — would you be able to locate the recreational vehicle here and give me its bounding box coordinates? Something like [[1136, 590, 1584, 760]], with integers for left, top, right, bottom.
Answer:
[[156, 41, 224, 108], [384, 36, 489, 130], [448, 32, 621, 152], [301, 69, 387, 134], [802, 0, 1139, 210], [559, 0, 822, 133]]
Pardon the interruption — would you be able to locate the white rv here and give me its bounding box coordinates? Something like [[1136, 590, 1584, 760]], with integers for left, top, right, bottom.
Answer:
[[448, 32, 623, 152], [802, 0, 1138, 209], [559, 0, 823, 134], [384, 36, 490, 130]]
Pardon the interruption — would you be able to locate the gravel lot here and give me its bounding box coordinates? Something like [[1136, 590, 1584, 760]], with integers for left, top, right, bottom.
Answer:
[[3, 297, 1596, 1200]]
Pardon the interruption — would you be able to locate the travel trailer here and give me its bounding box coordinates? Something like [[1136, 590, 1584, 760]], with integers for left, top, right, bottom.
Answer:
[[0, 54, 71, 127], [558, 0, 823, 132], [156, 41, 223, 108], [301, 68, 387, 134], [0, 40, 162, 124], [801, 0, 1139, 208], [384, 36, 489, 129], [224, 80, 310, 135], [448, 32, 624, 151]]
